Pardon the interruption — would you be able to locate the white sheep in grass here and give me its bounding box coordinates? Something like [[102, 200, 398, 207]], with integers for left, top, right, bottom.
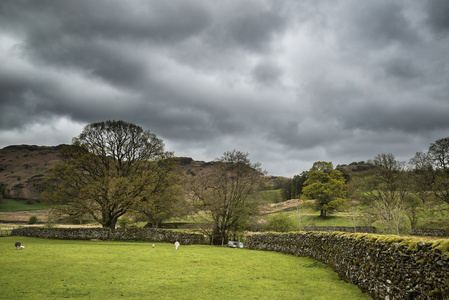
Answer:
[[15, 241, 25, 250], [174, 241, 180, 250]]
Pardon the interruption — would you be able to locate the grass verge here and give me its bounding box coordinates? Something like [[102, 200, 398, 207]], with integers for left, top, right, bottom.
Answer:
[[0, 237, 371, 299]]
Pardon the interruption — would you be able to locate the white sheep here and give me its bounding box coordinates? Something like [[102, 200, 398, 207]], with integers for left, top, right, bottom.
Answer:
[[174, 241, 180, 250]]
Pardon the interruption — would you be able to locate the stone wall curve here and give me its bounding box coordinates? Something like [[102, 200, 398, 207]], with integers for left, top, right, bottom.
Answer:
[[246, 232, 449, 300]]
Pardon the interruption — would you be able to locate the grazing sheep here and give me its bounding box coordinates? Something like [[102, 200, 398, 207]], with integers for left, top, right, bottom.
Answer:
[[152, 244, 155, 248], [174, 241, 180, 250], [15, 241, 25, 250]]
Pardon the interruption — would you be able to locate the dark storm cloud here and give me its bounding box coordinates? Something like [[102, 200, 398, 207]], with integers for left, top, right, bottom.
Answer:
[[0, 0, 448, 176], [425, 0, 449, 33], [252, 61, 283, 86], [202, 1, 287, 53], [335, 1, 420, 48], [0, 0, 211, 89], [382, 58, 421, 80]]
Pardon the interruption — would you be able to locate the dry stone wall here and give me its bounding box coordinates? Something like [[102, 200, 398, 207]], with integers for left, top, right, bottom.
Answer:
[[246, 232, 449, 300], [303, 226, 448, 238], [412, 228, 449, 238], [304, 226, 377, 234], [11, 227, 206, 245]]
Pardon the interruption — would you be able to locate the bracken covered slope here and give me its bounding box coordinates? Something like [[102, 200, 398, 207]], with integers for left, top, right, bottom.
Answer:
[[0, 145, 65, 200]]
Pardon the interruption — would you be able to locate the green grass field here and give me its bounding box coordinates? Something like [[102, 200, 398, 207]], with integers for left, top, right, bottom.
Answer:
[[0, 199, 50, 212], [0, 237, 371, 299]]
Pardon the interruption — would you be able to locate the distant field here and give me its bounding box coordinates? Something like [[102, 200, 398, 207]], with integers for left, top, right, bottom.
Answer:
[[0, 199, 50, 212], [0, 237, 371, 299]]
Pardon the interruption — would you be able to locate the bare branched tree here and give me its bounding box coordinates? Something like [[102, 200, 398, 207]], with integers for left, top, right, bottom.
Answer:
[[189, 150, 264, 245]]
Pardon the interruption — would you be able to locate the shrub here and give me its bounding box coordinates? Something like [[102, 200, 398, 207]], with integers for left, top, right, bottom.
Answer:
[[266, 214, 298, 232], [28, 215, 38, 224]]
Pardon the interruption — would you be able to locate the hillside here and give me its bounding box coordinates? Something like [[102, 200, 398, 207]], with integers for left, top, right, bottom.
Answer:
[[0, 145, 65, 200], [0, 145, 282, 201]]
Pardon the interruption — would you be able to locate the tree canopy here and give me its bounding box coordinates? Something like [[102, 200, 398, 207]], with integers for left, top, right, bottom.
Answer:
[[301, 161, 347, 218], [136, 157, 186, 228], [42, 120, 176, 230]]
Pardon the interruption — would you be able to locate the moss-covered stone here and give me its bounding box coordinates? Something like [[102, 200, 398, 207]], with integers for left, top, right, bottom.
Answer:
[[432, 239, 449, 254]]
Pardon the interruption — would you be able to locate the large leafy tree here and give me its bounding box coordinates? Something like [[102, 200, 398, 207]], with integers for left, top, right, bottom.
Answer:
[[301, 161, 347, 218], [136, 157, 187, 228], [42, 120, 173, 230], [189, 150, 264, 245]]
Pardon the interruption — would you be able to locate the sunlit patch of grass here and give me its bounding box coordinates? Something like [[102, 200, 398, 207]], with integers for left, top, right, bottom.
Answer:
[[0, 237, 371, 299]]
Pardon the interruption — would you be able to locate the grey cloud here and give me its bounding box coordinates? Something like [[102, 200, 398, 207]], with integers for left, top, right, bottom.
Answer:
[[203, 1, 288, 53], [252, 61, 283, 86], [425, 0, 449, 34], [1, 0, 449, 176], [0, 0, 210, 43], [333, 1, 420, 51], [382, 58, 421, 80]]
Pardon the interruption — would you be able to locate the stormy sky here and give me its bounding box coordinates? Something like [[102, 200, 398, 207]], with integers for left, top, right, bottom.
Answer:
[[1, 0, 448, 177]]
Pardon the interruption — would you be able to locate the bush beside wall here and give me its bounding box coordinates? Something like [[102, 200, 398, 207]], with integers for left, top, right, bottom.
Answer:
[[246, 232, 449, 300], [11, 227, 206, 245]]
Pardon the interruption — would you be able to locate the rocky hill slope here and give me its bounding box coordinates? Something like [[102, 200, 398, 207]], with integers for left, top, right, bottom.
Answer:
[[0, 145, 283, 200], [0, 145, 65, 200]]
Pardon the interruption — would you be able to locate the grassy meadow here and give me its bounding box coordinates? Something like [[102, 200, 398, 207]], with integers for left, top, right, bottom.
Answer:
[[0, 237, 371, 299], [0, 199, 50, 212]]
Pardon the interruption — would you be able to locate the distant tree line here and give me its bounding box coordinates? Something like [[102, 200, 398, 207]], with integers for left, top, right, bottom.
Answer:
[[280, 171, 308, 201], [280, 137, 449, 235]]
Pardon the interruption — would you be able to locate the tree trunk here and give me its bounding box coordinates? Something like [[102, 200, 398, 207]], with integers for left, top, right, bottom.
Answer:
[[103, 218, 118, 231], [320, 209, 327, 218]]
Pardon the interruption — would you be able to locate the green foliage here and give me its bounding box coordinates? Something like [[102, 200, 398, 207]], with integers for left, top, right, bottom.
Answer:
[[0, 237, 371, 299], [27, 215, 38, 224], [266, 214, 298, 232], [281, 171, 308, 201], [302, 161, 347, 217], [41, 120, 178, 230], [118, 217, 132, 228], [135, 157, 187, 228]]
